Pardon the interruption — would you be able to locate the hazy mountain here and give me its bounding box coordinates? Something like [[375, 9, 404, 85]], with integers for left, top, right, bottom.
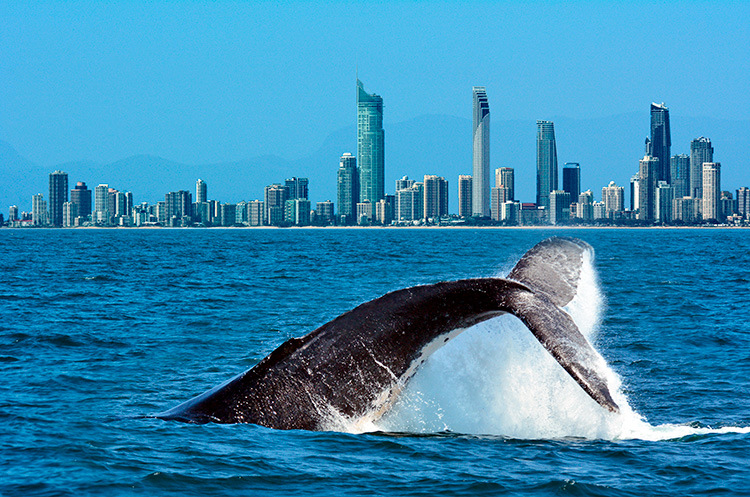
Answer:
[[2, 113, 748, 215]]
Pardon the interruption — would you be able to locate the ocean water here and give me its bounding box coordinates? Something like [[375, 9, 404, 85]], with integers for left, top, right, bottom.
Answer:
[[1, 228, 749, 496]]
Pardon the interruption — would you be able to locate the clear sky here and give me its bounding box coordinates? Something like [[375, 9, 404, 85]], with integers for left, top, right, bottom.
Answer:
[[2, 0, 749, 167]]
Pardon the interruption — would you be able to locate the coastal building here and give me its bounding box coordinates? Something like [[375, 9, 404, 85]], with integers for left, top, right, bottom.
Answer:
[[315, 200, 334, 225], [690, 137, 713, 199], [285, 177, 309, 200], [638, 155, 658, 221], [396, 183, 424, 222], [375, 195, 395, 225], [472, 87, 490, 217], [336, 153, 358, 225], [48, 170, 68, 227], [264, 183, 288, 226], [491, 187, 510, 221], [670, 154, 690, 198], [94, 184, 109, 225], [562, 163, 580, 198], [720, 191, 736, 220], [702, 162, 721, 221], [495, 167, 514, 201], [356, 200, 373, 225], [247, 200, 265, 226], [165, 190, 193, 227], [630, 174, 640, 211], [396, 176, 415, 192], [357, 79, 385, 204], [673, 196, 699, 223], [655, 181, 674, 223], [220, 203, 236, 227], [602, 181, 625, 219], [62, 201, 77, 227], [738, 187, 750, 219], [458, 175, 472, 218], [501, 201, 520, 224], [70, 182, 92, 222], [650, 103, 671, 183], [423, 175, 448, 220], [577, 190, 594, 221], [285, 198, 311, 226], [593, 201, 606, 220], [549, 190, 570, 225], [32, 193, 47, 226], [536, 120, 558, 210], [196, 179, 207, 204]]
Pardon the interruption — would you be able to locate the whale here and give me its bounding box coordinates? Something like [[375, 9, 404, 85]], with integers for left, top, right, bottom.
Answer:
[[158, 237, 619, 430]]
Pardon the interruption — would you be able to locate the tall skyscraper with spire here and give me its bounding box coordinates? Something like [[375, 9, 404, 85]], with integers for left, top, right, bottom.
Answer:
[[472, 87, 490, 217], [650, 103, 671, 183], [536, 121, 558, 209], [357, 79, 384, 204], [690, 137, 713, 199]]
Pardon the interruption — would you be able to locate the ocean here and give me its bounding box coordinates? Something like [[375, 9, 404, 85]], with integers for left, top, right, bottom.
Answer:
[[1, 228, 749, 496]]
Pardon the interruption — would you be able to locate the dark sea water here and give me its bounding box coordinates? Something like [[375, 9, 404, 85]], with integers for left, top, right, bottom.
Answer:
[[2, 228, 749, 496]]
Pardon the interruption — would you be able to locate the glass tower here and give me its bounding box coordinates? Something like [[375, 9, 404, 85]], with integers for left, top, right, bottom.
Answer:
[[562, 163, 580, 198], [670, 154, 690, 198], [472, 87, 490, 217], [536, 121, 558, 209], [650, 103, 671, 183], [336, 153, 359, 225], [357, 80, 384, 204]]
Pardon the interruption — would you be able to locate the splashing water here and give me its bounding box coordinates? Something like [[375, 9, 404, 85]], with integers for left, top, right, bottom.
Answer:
[[330, 250, 750, 441]]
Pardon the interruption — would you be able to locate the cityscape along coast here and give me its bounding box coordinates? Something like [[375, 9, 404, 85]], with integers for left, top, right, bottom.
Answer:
[[5, 82, 749, 229]]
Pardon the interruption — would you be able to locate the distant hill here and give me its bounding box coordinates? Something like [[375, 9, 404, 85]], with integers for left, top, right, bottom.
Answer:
[[2, 113, 749, 214]]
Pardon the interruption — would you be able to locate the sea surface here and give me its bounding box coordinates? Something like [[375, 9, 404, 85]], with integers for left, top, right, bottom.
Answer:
[[1, 228, 749, 496]]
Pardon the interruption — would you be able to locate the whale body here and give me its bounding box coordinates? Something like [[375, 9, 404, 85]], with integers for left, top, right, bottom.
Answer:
[[159, 237, 619, 430]]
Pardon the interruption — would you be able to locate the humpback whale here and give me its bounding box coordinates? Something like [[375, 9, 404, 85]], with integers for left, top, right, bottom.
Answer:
[[159, 237, 619, 430]]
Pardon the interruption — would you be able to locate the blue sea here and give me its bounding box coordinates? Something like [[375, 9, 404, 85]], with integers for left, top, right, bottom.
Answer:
[[2, 228, 749, 496]]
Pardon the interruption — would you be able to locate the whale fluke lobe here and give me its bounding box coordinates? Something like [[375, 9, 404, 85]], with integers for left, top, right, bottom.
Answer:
[[159, 237, 618, 430], [508, 236, 592, 308]]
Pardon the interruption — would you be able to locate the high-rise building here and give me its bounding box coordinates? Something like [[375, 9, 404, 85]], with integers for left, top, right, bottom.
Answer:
[[702, 162, 721, 221], [264, 184, 288, 226], [423, 175, 448, 220], [62, 201, 77, 227], [357, 79, 385, 204], [458, 175, 472, 218], [70, 182, 92, 221], [315, 200, 335, 225], [638, 156, 658, 221], [670, 154, 690, 198], [285, 177, 309, 200], [491, 187, 511, 221], [356, 201, 373, 225], [472, 87, 490, 217], [395, 176, 415, 192], [737, 187, 750, 219], [655, 181, 674, 223], [602, 181, 625, 218], [630, 174, 640, 211], [396, 183, 424, 222], [196, 179, 207, 204], [720, 191, 736, 220], [577, 191, 594, 221], [9, 206, 19, 222], [220, 203, 236, 227], [285, 198, 311, 226], [562, 163, 580, 198], [48, 170, 68, 227], [690, 137, 713, 199], [536, 120, 558, 209], [336, 153, 359, 225], [650, 103, 671, 183], [673, 197, 699, 223], [375, 195, 395, 225], [94, 184, 109, 225], [165, 190, 193, 226], [495, 167, 514, 201], [247, 200, 265, 226], [549, 190, 570, 225], [32, 193, 48, 226]]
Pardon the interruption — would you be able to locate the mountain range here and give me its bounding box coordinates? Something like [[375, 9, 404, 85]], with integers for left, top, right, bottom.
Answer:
[[2, 113, 748, 215]]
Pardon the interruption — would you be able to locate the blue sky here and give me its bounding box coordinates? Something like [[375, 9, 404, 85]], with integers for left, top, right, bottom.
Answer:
[[2, 0, 749, 167]]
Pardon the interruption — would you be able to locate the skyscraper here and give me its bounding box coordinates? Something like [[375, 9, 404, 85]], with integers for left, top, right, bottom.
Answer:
[[196, 179, 207, 204], [49, 170, 68, 227], [536, 121, 558, 209], [472, 87, 490, 217], [495, 167, 514, 201], [650, 103, 671, 183], [458, 175, 472, 218], [738, 187, 750, 219], [285, 177, 309, 200], [655, 181, 674, 223], [602, 181, 624, 218], [357, 79, 384, 204], [423, 175, 449, 220], [94, 184, 109, 225], [264, 184, 288, 225], [70, 182, 92, 221], [549, 190, 570, 225], [670, 154, 690, 198], [32, 193, 48, 226], [638, 155, 659, 221], [562, 163, 580, 198], [702, 162, 721, 221], [690, 137, 713, 199], [336, 153, 359, 225]]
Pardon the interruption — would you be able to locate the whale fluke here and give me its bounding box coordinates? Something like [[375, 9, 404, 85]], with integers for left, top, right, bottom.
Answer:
[[159, 237, 618, 430]]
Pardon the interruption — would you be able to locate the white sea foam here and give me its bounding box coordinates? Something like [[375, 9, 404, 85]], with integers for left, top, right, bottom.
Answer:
[[331, 250, 748, 441]]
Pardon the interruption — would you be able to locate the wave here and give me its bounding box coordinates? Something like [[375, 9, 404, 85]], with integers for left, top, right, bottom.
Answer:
[[327, 251, 748, 441]]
